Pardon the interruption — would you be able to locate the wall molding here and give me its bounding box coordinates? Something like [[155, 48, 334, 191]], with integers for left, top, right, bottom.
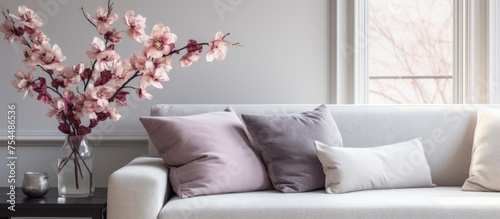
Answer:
[[1, 132, 149, 147]]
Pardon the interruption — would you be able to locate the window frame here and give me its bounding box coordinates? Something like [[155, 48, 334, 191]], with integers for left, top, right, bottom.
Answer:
[[331, 0, 492, 104], [490, 0, 500, 103]]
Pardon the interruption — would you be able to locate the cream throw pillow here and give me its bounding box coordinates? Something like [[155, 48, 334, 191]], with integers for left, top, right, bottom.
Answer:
[[462, 107, 500, 191], [315, 138, 434, 194]]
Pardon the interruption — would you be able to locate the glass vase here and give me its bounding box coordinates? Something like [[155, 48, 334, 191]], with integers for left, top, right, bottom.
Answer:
[[57, 135, 94, 197]]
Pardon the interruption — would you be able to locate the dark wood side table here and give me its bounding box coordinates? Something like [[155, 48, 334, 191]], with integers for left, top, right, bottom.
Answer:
[[0, 187, 107, 219]]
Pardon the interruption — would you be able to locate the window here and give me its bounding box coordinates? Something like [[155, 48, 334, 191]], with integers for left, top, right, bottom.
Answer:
[[368, 0, 453, 104], [331, 0, 493, 104]]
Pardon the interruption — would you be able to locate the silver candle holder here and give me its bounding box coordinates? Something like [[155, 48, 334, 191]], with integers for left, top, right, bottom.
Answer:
[[22, 172, 49, 198]]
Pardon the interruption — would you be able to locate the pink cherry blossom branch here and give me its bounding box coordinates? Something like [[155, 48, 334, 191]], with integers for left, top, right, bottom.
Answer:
[[3, 3, 237, 138], [108, 38, 229, 102], [80, 4, 113, 93], [80, 0, 114, 31], [108, 41, 212, 102], [164, 33, 231, 57], [2, 8, 32, 48]]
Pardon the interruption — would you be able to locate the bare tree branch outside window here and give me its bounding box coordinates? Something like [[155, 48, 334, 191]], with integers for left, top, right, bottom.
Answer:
[[368, 0, 453, 104]]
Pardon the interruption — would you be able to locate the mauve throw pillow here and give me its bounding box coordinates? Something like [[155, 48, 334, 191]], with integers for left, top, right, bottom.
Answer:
[[241, 104, 343, 192], [140, 108, 271, 198]]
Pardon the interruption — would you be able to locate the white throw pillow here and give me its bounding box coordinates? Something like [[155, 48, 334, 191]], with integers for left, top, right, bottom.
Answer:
[[462, 107, 500, 192], [314, 138, 434, 194]]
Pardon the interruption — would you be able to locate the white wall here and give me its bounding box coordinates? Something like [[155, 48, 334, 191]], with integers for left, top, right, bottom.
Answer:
[[0, 0, 330, 191]]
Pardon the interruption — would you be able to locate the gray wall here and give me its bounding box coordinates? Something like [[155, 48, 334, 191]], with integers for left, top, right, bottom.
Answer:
[[0, 0, 330, 192]]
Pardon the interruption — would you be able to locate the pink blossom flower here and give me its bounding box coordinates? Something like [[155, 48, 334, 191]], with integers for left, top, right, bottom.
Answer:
[[180, 52, 200, 68], [73, 62, 86, 75], [113, 59, 133, 82], [147, 56, 172, 73], [83, 97, 105, 120], [95, 50, 121, 71], [32, 42, 66, 71], [90, 6, 118, 34], [86, 38, 120, 71], [106, 107, 121, 121], [141, 57, 171, 89], [11, 67, 35, 98], [86, 37, 106, 59], [54, 65, 82, 88], [89, 84, 116, 107], [206, 31, 229, 62], [62, 88, 75, 103], [61, 89, 83, 124], [27, 28, 50, 45], [130, 52, 147, 71], [105, 28, 122, 43], [143, 23, 177, 58], [140, 68, 169, 89], [46, 98, 65, 118], [21, 46, 37, 66], [71, 94, 86, 120], [180, 40, 203, 67], [135, 86, 152, 100], [123, 10, 146, 43], [10, 5, 43, 28], [0, 19, 24, 44]]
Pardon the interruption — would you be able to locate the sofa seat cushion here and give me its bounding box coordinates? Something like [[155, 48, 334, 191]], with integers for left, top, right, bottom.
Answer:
[[159, 187, 500, 219]]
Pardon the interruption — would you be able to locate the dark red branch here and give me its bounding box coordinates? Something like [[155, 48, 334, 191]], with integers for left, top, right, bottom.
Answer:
[[107, 0, 114, 14], [83, 60, 97, 92], [165, 42, 209, 57], [109, 71, 141, 102], [0, 4, 7, 19], [37, 65, 63, 98], [80, 7, 97, 28]]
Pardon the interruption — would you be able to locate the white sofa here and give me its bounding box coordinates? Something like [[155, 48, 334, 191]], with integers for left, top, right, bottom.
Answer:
[[107, 104, 500, 219]]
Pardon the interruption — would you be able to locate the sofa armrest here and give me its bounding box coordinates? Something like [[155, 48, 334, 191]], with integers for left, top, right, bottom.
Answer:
[[107, 156, 171, 219]]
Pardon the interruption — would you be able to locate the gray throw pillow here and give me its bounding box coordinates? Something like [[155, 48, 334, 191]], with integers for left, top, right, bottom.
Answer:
[[242, 104, 343, 192]]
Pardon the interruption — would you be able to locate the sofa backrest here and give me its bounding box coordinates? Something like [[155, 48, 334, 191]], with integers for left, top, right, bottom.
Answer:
[[147, 104, 494, 187]]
